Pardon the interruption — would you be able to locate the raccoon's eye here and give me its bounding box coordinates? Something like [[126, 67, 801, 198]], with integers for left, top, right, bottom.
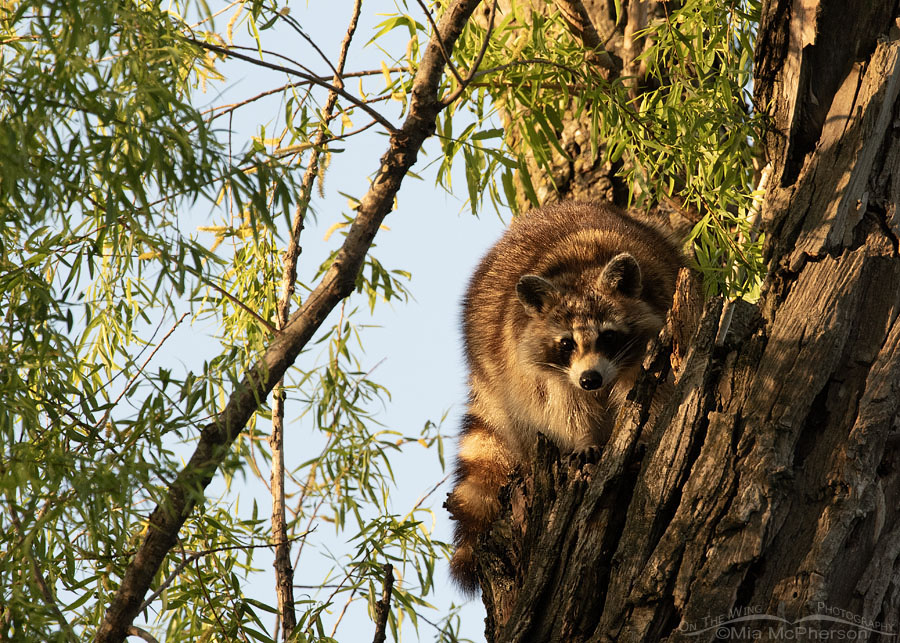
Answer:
[[558, 337, 576, 353], [597, 330, 624, 349]]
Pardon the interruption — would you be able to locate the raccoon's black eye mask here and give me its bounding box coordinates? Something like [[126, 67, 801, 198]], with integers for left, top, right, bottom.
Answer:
[[597, 329, 626, 352]]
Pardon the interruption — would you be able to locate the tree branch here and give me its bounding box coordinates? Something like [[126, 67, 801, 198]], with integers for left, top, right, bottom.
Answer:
[[201, 69, 407, 124], [371, 563, 395, 643], [441, 0, 497, 106], [554, 0, 617, 73], [415, 0, 465, 88], [93, 2, 484, 641], [275, 10, 341, 80], [185, 37, 398, 134], [125, 626, 160, 643], [270, 2, 363, 639]]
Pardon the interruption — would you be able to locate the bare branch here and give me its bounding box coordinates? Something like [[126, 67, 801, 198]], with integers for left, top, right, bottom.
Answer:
[[371, 563, 395, 643], [94, 2, 484, 641], [126, 626, 160, 643], [409, 473, 450, 513], [276, 11, 341, 80], [204, 71, 404, 123], [275, 2, 361, 328], [415, 0, 465, 87], [186, 37, 398, 134], [187, 0, 243, 31], [270, 3, 365, 637], [224, 43, 321, 78], [329, 585, 361, 638]]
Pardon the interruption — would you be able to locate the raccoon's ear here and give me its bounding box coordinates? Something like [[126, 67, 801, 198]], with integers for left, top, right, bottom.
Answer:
[[516, 275, 558, 315], [600, 253, 642, 297]]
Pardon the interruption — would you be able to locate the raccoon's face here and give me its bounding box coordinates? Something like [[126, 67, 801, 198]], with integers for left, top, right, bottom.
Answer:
[[544, 324, 638, 391], [515, 253, 657, 393]]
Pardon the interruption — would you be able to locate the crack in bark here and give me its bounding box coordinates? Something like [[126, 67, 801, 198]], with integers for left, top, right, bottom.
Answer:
[[872, 203, 900, 256]]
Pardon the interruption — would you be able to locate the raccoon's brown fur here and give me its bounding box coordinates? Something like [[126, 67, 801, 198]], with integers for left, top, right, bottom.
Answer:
[[445, 201, 682, 594]]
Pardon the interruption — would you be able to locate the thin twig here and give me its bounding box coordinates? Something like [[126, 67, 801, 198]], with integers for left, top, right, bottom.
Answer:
[[441, 0, 497, 106], [126, 626, 161, 643], [139, 552, 204, 614], [371, 563, 395, 643], [203, 71, 403, 122], [188, 0, 243, 30], [224, 43, 321, 78], [94, 313, 189, 431], [329, 585, 362, 638], [185, 36, 397, 133], [270, 2, 364, 640], [276, 11, 340, 79], [410, 473, 450, 513]]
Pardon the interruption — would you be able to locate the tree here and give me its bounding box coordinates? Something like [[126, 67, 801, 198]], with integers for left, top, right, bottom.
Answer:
[[468, 1, 900, 641]]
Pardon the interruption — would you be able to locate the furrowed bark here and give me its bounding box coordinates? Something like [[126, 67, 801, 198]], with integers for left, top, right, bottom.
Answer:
[[93, 2, 483, 640], [475, 2, 900, 641]]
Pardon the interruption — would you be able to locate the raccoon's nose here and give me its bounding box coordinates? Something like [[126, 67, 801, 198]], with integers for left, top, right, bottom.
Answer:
[[579, 371, 603, 391]]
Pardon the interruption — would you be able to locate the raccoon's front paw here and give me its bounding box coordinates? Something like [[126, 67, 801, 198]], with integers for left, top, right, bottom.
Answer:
[[568, 445, 602, 468]]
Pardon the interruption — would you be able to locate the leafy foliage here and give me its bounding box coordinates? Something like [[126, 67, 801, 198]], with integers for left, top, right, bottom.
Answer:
[[0, 0, 456, 640], [431, 0, 764, 297]]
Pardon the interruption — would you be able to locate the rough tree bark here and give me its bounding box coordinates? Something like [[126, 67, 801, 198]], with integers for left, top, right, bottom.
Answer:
[[472, 1, 900, 642]]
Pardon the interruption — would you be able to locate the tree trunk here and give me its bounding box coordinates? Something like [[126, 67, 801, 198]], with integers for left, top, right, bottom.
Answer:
[[474, 2, 900, 641]]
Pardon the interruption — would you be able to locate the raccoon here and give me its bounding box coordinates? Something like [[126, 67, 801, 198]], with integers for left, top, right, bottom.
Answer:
[[445, 200, 682, 594]]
